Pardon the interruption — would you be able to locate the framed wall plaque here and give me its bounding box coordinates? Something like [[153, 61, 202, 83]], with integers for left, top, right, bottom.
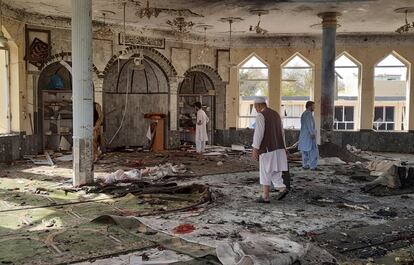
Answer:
[[25, 27, 52, 69]]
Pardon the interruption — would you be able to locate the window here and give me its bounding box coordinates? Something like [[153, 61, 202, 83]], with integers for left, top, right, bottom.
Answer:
[[281, 54, 313, 129], [373, 106, 395, 131], [374, 53, 408, 131], [334, 106, 355, 130], [334, 54, 359, 130], [0, 44, 10, 134], [282, 104, 303, 129], [239, 55, 268, 128]]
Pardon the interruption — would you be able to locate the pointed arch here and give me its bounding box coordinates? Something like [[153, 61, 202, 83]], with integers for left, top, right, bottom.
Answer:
[[281, 52, 314, 130], [373, 51, 410, 131], [336, 51, 362, 67], [375, 51, 410, 68], [239, 52, 269, 68], [238, 53, 269, 128], [102, 47, 177, 78], [281, 52, 314, 68], [334, 51, 362, 131]]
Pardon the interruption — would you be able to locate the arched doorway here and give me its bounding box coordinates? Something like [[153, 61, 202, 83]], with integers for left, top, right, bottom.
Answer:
[[38, 61, 73, 150], [103, 53, 172, 148], [178, 71, 215, 144], [178, 65, 226, 145]]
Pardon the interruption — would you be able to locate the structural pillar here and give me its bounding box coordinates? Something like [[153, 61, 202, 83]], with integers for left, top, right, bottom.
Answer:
[[360, 61, 375, 131], [408, 65, 414, 132], [71, 0, 94, 186], [319, 12, 340, 137], [269, 63, 281, 112]]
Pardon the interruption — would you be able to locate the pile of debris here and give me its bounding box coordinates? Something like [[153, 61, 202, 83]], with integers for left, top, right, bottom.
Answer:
[[362, 159, 414, 196], [97, 163, 188, 185]]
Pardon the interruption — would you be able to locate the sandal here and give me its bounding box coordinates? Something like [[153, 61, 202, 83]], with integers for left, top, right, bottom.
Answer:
[[256, 197, 270, 203], [276, 190, 289, 200]]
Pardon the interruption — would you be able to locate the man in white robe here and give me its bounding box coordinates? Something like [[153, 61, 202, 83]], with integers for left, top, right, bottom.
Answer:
[[194, 102, 209, 153], [298, 101, 319, 170], [252, 97, 288, 203]]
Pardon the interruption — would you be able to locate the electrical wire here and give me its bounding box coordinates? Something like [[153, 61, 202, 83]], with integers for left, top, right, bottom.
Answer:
[[108, 63, 131, 145]]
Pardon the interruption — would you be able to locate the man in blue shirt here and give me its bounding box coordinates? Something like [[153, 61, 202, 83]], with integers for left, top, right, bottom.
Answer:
[[298, 101, 319, 170]]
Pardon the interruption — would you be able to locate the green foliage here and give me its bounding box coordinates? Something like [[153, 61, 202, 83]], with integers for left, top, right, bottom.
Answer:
[[239, 68, 268, 97], [281, 68, 312, 97]]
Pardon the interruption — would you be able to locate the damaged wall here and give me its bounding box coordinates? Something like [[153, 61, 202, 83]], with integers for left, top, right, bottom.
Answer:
[[3, 7, 414, 156], [102, 53, 171, 148], [215, 129, 414, 153]]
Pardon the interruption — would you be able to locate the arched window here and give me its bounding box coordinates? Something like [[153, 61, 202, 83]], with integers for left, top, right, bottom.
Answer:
[[374, 53, 409, 131], [334, 53, 360, 131], [281, 54, 313, 129], [238, 55, 269, 128]]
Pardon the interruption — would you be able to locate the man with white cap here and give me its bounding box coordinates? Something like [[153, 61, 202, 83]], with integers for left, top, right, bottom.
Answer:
[[251, 96, 289, 203], [194, 101, 209, 153]]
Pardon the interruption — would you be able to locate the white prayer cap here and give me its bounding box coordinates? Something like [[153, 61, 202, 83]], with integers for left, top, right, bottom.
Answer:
[[253, 96, 267, 104]]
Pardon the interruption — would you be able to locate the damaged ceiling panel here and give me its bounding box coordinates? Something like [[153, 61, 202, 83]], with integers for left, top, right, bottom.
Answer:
[[3, 0, 414, 36]]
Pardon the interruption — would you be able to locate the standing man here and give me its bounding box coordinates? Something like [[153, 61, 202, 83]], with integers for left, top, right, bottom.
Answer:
[[298, 101, 319, 170], [194, 102, 209, 153], [252, 97, 288, 203]]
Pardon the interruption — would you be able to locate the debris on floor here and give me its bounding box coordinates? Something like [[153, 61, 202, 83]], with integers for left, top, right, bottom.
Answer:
[[216, 234, 309, 265], [24, 152, 54, 166], [3, 148, 414, 264]]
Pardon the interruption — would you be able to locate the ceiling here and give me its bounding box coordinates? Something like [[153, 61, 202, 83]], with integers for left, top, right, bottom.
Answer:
[[4, 0, 414, 36]]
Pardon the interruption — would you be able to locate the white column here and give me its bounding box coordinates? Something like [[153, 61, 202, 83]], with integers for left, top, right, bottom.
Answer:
[[0, 48, 11, 133], [72, 0, 94, 186]]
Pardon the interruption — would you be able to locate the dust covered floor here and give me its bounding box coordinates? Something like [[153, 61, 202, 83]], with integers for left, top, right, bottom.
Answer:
[[1, 150, 414, 264]]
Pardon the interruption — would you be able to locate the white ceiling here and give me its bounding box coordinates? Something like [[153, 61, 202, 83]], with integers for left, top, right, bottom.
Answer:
[[5, 0, 414, 36]]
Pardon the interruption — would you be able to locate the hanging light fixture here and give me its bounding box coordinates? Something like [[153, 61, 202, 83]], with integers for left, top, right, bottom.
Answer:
[[196, 24, 213, 61], [249, 10, 269, 35], [137, 0, 163, 19], [220, 17, 243, 68], [395, 7, 414, 34], [131, 49, 145, 71], [166, 17, 194, 35], [0, 0, 9, 49]]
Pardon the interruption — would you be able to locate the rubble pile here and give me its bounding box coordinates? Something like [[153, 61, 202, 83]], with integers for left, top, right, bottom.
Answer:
[[97, 163, 188, 185]]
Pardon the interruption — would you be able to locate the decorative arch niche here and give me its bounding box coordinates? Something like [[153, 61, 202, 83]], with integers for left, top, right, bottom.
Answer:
[[102, 48, 177, 148], [179, 65, 226, 139], [37, 53, 101, 150]]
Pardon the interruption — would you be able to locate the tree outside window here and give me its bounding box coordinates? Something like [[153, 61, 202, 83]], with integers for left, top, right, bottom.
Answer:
[[239, 55, 269, 128], [281, 54, 313, 129]]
